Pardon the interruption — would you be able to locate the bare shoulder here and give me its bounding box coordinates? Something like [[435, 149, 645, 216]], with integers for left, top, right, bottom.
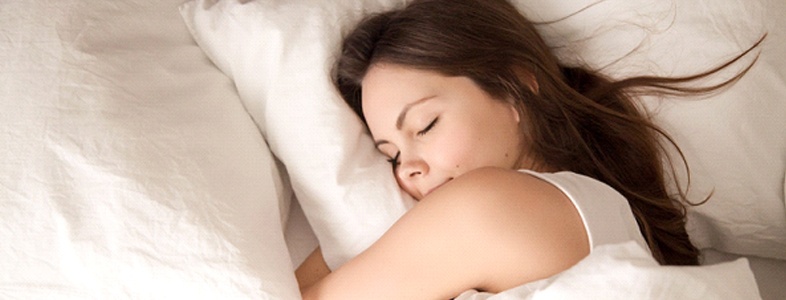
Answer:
[[304, 167, 589, 299], [423, 167, 590, 291], [428, 166, 561, 205], [423, 167, 576, 222]]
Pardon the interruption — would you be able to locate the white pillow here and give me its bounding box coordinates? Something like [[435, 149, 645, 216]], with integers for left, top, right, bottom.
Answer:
[[521, 0, 786, 260], [2, 0, 300, 298], [180, 0, 786, 264], [179, 0, 416, 270]]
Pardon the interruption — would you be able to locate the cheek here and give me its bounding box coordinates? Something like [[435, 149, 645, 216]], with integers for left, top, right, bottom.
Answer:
[[454, 117, 522, 169], [428, 130, 475, 171]]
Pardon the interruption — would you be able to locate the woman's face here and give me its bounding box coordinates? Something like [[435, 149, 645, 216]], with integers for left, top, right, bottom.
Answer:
[[362, 63, 532, 200]]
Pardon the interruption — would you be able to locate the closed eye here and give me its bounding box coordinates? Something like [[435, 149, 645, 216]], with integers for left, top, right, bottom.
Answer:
[[417, 117, 439, 136], [386, 152, 401, 168]]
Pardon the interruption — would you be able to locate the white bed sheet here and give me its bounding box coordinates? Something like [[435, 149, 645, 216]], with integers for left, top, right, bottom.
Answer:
[[703, 249, 786, 300], [454, 242, 759, 300], [1, 0, 299, 298]]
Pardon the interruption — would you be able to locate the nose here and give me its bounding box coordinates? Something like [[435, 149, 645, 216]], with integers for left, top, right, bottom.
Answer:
[[396, 154, 429, 180], [394, 152, 429, 200]]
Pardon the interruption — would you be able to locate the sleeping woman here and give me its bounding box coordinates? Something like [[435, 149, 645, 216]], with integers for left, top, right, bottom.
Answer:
[[295, 0, 762, 298]]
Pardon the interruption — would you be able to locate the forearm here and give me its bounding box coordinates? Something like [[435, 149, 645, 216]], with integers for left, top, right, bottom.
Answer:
[[296, 247, 331, 293]]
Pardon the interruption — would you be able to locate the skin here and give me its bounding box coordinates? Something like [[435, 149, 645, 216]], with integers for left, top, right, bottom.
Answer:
[[363, 63, 526, 200], [298, 64, 589, 299]]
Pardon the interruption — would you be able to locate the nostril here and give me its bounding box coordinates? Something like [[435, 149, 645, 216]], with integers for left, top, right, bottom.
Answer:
[[409, 171, 421, 177]]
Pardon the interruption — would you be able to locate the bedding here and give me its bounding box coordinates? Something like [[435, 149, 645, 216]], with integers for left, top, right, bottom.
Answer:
[[181, 0, 786, 264], [1, 0, 784, 299], [179, 0, 416, 271], [1, 1, 299, 298], [454, 241, 760, 300]]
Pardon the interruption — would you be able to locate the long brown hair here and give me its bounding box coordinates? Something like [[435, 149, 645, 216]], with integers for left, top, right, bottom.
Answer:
[[333, 0, 763, 265]]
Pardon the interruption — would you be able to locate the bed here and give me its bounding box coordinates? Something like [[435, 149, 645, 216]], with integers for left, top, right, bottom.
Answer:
[[1, 0, 784, 299]]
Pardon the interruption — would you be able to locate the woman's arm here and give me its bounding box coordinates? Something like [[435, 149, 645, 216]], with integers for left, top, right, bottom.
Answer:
[[296, 247, 331, 292], [302, 167, 589, 299]]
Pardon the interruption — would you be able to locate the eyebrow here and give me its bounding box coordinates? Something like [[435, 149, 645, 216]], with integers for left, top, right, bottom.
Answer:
[[373, 95, 436, 148], [396, 96, 436, 130]]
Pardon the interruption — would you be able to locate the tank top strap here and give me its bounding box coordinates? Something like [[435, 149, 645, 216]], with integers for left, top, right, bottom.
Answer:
[[518, 169, 650, 253]]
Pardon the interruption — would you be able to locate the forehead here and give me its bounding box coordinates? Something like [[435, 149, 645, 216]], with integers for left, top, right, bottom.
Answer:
[[361, 64, 444, 117], [362, 64, 441, 99]]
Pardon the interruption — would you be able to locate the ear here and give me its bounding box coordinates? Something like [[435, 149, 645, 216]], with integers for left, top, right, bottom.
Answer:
[[525, 74, 539, 95], [513, 67, 539, 95], [508, 103, 521, 124]]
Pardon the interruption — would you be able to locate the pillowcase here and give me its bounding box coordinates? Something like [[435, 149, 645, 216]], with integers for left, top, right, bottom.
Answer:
[[2, 0, 300, 298], [179, 0, 417, 270], [523, 0, 786, 260], [180, 0, 786, 264]]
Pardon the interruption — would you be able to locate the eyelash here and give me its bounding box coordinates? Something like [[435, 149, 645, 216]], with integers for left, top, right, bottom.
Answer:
[[417, 117, 439, 136], [387, 117, 438, 168], [387, 152, 400, 167]]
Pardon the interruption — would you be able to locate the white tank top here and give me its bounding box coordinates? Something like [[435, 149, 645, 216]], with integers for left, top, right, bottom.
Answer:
[[454, 170, 652, 299], [518, 169, 649, 252]]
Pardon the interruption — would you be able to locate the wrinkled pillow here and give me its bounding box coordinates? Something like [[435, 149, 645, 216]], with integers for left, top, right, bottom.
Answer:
[[526, 0, 786, 259], [180, 0, 416, 270], [1, 0, 300, 298]]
